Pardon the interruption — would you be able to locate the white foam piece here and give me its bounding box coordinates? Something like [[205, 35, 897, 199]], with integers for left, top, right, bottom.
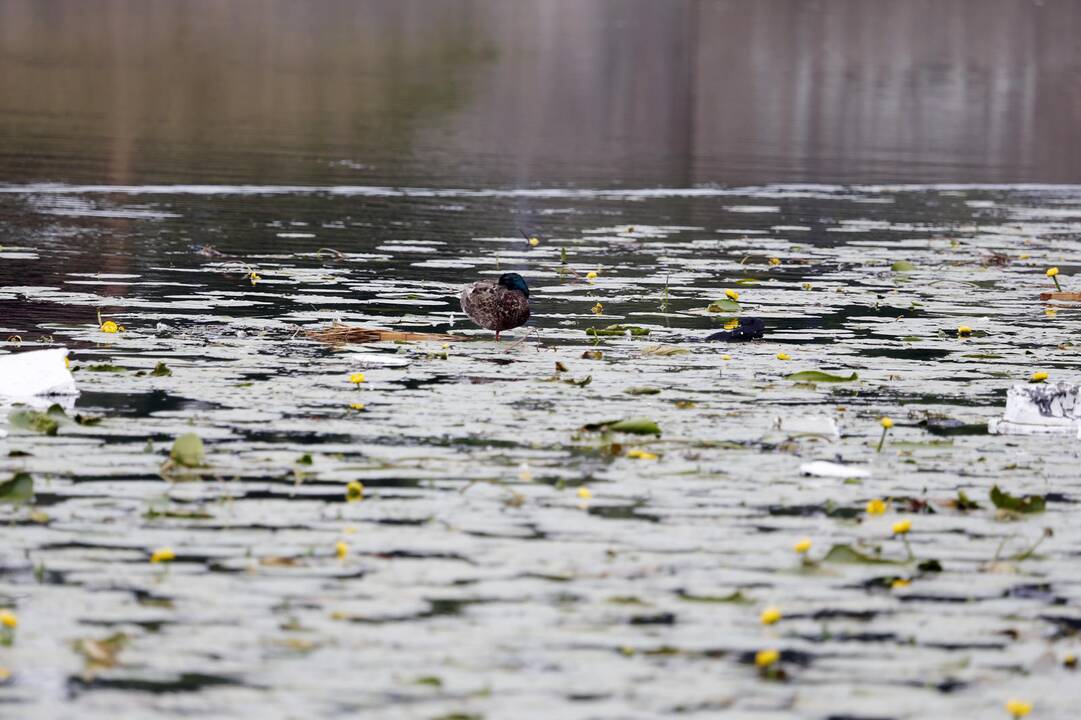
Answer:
[[0, 348, 78, 398], [799, 460, 872, 479]]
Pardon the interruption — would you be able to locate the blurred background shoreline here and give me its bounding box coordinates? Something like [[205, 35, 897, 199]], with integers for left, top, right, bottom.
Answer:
[[1, 0, 1079, 188]]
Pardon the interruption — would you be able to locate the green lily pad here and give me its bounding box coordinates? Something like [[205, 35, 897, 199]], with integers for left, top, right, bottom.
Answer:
[[586, 325, 650, 337], [0, 473, 34, 504], [87, 364, 126, 373], [784, 370, 859, 383], [707, 299, 741, 313], [170, 433, 206, 467], [891, 260, 916, 272], [8, 404, 67, 436], [581, 418, 661, 436], [990, 485, 1045, 514]]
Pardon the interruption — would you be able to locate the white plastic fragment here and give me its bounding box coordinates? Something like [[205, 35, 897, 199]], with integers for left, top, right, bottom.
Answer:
[[799, 460, 872, 479], [0, 348, 78, 398], [988, 381, 1081, 436]]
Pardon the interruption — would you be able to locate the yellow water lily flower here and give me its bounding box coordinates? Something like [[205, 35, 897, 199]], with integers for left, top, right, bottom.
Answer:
[[891, 578, 911, 590], [349, 373, 366, 385], [722, 354, 732, 361], [957, 325, 972, 336], [577, 487, 593, 500], [755, 649, 780, 667], [866, 498, 887, 516], [349, 402, 366, 411], [586, 271, 598, 281], [591, 302, 604, 315], [1030, 371, 1048, 383], [1047, 267, 1062, 291], [626, 448, 658, 460], [760, 607, 782, 625], [528, 237, 540, 247], [725, 289, 740, 301], [794, 538, 812, 554], [880, 417, 894, 429], [892, 519, 912, 535], [1006, 699, 1032, 718], [249, 271, 261, 286], [768, 257, 781, 266], [724, 318, 739, 330], [336, 541, 349, 559], [0, 611, 16, 629], [100, 320, 119, 334], [346, 481, 364, 502], [150, 547, 176, 564], [776, 353, 791, 361]]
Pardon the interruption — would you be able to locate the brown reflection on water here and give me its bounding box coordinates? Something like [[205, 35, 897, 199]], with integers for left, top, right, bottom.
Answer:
[[0, 0, 1079, 187]]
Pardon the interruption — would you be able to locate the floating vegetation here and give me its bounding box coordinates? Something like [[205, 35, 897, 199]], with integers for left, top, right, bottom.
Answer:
[[2, 183, 1081, 718]]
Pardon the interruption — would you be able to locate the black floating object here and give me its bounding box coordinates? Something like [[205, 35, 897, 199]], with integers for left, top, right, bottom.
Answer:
[[703, 317, 765, 342]]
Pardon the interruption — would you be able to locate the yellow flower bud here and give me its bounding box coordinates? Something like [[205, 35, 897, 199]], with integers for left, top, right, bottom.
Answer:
[[760, 607, 782, 625], [150, 547, 176, 564], [1006, 699, 1032, 718], [755, 649, 780, 667], [866, 498, 887, 516], [725, 289, 740, 301], [880, 417, 894, 429], [1030, 371, 1049, 383], [349, 373, 366, 385], [794, 538, 812, 554], [1046, 267, 1059, 277], [776, 353, 791, 361], [0, 611, 17, 629], [891, 519, 912, 535]]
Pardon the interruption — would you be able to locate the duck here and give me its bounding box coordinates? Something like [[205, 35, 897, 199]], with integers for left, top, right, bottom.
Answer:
[[459, 272, 531, 340]]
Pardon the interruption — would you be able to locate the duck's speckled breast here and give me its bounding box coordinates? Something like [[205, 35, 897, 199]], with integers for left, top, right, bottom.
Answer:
[[460, 282, 530, 332]]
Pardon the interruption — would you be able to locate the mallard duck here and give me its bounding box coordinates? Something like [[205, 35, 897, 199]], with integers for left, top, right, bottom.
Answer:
[[459, 273, 531, 340]]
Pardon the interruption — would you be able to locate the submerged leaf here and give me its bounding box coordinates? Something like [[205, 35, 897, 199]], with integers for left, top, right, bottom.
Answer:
[[624, 387, 660, 395], [822, 544, 904, 565], [784, 370, 858, 383], [990, 485, 1045, 514], [170, 433, 206, 467]]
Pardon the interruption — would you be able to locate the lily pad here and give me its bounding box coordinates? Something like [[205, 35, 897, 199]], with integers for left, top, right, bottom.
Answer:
[[990, 485, 1045, 514], [586, 325, 650, 337], [581, 418, 661, 436], [891, 260, 917, 272], [707, 299, 741, 313], [0, 473, 34, 504], [784, 370, 858, 383], [170, 433, 206, 467]]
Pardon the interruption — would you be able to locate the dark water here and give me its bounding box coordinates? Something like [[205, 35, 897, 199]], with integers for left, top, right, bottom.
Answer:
[[3, 4, 1081, 720], [2, 0, 1080, 188]]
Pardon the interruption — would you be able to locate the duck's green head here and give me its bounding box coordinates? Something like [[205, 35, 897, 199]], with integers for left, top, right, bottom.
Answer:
[[498, 272, 530, 298]]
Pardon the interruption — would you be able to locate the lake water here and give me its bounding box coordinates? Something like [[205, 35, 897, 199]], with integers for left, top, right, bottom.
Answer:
[[2, 2, 1081, 718]]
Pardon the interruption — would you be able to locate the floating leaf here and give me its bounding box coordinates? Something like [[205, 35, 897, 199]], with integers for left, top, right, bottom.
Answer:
[[581, 418, 661, 436], [8, 406, 65, 436], [624, 387, 660, 395], [0, 473, 34, 504], [586, 325, 650, 337], [296, 453, 313, 465], [170, 433, 205, 467], [784, 370, 858, 383], [87, 364, 126, 373], [891, 260, 916, 272], [150, 362, 172, 377], [707, 299, 741, 313], [822, 544, 904, 565], [990, 485, 1045, 514], [563, 375, 592, 387]]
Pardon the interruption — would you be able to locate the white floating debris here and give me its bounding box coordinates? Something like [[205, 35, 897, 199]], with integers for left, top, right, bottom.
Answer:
[[774, 415, 840, 441], [0, 348, 78, 398], [989, 381, 1081, 436], [799, 460, 872, 479]]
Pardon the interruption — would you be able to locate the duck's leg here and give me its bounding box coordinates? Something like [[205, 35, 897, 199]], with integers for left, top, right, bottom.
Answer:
[[495, 331, 501, 341]]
